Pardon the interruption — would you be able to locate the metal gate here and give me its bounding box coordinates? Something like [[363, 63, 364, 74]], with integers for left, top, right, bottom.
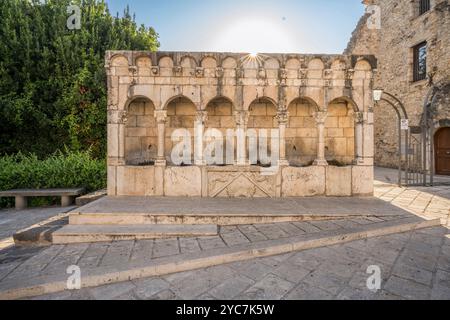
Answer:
[[375, 81, 449, 187]]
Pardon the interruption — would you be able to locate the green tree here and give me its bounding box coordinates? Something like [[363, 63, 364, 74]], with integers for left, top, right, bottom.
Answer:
[[0, 0, 159, 158]]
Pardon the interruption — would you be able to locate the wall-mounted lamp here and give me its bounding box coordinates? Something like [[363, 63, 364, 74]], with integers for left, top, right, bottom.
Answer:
[[373, 89, 383, 102]]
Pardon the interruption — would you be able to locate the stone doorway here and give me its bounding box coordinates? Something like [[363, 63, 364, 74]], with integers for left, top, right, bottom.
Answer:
[[435, 127, 450, 175]]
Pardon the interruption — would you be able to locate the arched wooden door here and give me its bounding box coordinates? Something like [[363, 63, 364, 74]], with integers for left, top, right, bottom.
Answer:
[[435, 128, 450, 175]]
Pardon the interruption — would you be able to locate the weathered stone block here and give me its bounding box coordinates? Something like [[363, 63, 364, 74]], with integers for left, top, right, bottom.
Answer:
[[352, 165, 374, 196], [326, 166, 352, 196], [282, 166, 326, 197], [164, 167, 202, 197]]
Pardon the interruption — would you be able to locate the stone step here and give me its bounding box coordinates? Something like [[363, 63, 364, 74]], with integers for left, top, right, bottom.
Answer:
[[0, 217, 441, 300], [70, 196, 411, 226], [69, 212, 407, 226], [52, 224, 218, 244]]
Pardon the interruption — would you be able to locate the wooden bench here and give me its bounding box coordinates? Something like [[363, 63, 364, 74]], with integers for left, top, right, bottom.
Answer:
[[0, 188, 85, 210]]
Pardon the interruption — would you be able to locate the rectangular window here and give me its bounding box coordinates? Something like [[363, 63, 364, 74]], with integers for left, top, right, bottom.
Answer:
[[413, 42, 427, 82], [419, 0, 430, 15]]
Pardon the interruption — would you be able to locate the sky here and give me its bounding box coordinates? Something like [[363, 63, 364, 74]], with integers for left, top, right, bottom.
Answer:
[[105, 0, 365, 54]]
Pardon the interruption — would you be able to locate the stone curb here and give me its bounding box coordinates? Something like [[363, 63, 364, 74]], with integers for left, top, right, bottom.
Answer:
[[0, 217, 441, 300]]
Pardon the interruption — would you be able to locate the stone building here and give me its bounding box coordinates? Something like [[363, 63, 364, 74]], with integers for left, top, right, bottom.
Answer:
[[105, 51, 376, 198], [346, 0, 450, 175]]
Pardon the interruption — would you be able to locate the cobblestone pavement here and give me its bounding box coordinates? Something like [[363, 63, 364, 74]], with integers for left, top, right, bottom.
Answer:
[[24, 226, 450, 300], [0, 167, 449, 300], [0, 217, 401, 287], [374, 169, 450, 228]]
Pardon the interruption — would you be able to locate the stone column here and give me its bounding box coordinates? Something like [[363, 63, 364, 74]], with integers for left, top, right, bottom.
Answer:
[[354, 112, 364, 165], [194, 110, 208, 166], [154, 110, 168, 166], [234, 110, 249, 166], [276, 110, 289, 166], [313, 111, 328, 166]]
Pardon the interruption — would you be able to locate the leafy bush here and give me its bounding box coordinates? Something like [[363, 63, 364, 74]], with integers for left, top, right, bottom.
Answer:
[[0, 150, 106, 208]]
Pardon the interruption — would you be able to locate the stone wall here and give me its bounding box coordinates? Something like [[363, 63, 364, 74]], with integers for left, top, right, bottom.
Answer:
[[346, 0, 450, 168], [106, 51, 375, 197], [125, 99, 157, 165]]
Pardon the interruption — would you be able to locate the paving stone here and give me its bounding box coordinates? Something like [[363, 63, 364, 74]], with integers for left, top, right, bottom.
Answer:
[[332, 219, 361, 229], [133, 278, 170, 299], [152, 239, 180, 258], [287, 251, 322, 271], [220, 226, 238, 234], [163, 270, 197, 284], [292, 222, 321, 233], [78, 243, 110, 268], [171, 271, 222, 299], [351, 218, 376, 225], [238, 230, 267, 242], [302, 270, 347, 295], [29, 290, 73, 300], [201, 265, 236, 283], [89, 282, 136, 300], [283, 282, 334, 300], [150, 289, 179, 300], [430, 285, 450, 300], [315, 260, 362, 281], [272, 263, 311, 283], [309, 220, 342, 231], [254, 224, 289, 240], [376, 290, 405, 300], [179, 238, 201, 254], [220, 231, 250, 247], [240, 274, 295, 300], [398, 250, 439, 272], [405, 240, 442, 257], [130, 240, 154, 262], [336, 287, 379, 300], [276, 223, 305, 236], [229, 260, 274, 281], [434, 269, 450, 289], [41, 244, 89, 275], [384, 276, 431, 300], [198, 236, 227, 250], [209, 276, 254, 300], [391, 263, 434, 286], [99, 241, 134, 266]]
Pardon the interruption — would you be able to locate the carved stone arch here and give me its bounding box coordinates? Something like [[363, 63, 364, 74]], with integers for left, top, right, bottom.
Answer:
[[264, 57, 280, 69], [180, 55, 198, 68], [330, 58, 347, 70], [110, 54, 129, 67], [327, 96, 360, 112], [134, 54, 152, 67], [221, 56, 238, 69], [354, 59, 372, 71], [162, 94, 197, 111], [158, 56, 174, 68], [308, 58, 325, 70], [201, 56, 218, 69], [287, 96, 320, 112], [124, 96, 157, 166], [285, 58, 302, 70]]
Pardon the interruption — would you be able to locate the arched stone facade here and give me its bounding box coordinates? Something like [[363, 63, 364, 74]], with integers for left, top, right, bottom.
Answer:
[[106, 51, 376, 198]]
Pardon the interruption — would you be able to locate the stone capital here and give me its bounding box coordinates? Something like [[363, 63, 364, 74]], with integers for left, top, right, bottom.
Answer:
[[276, 110, 289, 125], [314, 111, 328, 125], [108, 110, 128, 124], [195, 110, 209, 124], [353, 112, 365, 124], [234, 110, 250, 126], [154, 110, 168, 123]]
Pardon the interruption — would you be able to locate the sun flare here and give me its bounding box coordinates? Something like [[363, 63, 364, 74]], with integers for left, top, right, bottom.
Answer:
[[212, 18, 297, 53]]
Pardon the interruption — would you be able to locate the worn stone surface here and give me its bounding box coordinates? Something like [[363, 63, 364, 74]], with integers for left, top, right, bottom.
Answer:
[[346, 0, 450, 168], [15, 226, 450, 301], [106, 51, 375, 198]]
